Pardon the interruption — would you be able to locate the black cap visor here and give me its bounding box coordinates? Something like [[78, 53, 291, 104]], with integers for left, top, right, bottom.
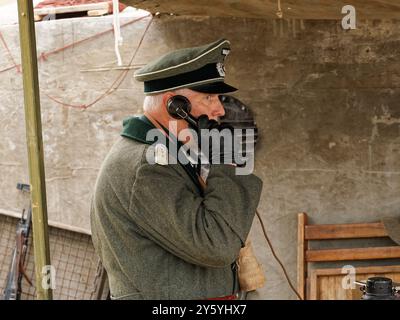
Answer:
[[189, 81, 237, 94]]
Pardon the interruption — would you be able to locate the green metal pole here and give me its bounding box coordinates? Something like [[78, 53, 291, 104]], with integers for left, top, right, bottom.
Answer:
[[17, 0, 52, 300]]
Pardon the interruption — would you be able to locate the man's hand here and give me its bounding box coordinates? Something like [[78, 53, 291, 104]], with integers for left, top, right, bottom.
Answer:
[[197, 115, 240, 165]]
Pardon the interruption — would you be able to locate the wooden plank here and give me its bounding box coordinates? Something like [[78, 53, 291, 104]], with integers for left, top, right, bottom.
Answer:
[[309, 273, 318, 300], [312, 265, 400, 276], [87, 9, 109, 16], [306, 246, 400, 262], [336, 276, 347, 300], [297, 212, 307, 300], [34, 2, 109, 15], [327, 276, 336, 300], [305, 222, 388, 240], [17, 0, 52, 300]]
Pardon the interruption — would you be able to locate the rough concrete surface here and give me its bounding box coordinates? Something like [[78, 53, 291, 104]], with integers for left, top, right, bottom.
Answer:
[[0, 14, 399, 299]]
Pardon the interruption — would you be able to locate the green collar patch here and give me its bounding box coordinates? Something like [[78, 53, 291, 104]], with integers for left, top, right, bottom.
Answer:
[[121, 115, 156, 145]]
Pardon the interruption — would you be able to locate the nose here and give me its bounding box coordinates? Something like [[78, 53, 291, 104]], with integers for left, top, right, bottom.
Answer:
[[209, 96, 225, 119]]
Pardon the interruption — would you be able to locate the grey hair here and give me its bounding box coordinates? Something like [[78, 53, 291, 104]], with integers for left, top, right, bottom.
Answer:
[[142, 88, 191, 112], [143, 94, 164, 112]]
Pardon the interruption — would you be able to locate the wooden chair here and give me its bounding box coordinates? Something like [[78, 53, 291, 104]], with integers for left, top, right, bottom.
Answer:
[[297, 212, 400, 300]]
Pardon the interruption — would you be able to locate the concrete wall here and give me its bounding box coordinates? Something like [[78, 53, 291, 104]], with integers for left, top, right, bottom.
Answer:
[[0, 14, 399, 299]]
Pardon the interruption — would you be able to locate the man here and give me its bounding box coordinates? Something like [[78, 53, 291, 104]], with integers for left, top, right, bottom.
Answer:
[[90, 39, 263, 300]]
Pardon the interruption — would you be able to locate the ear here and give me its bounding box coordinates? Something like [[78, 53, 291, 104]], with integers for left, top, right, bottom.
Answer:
[[162, 92, 175, 108]]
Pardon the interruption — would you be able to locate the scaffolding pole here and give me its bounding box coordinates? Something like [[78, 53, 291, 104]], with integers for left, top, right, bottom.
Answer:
[[17, 0, 52, 300]]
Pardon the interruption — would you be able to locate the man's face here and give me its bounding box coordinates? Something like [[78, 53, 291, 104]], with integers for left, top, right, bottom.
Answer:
[[184, 89, 225, 121]]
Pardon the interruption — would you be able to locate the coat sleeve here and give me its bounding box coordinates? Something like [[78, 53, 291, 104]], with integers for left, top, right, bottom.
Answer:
[[128, 163, 263, 268]]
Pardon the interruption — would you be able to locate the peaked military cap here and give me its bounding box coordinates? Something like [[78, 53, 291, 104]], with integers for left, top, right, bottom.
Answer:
[[134, 39, 237, 94]]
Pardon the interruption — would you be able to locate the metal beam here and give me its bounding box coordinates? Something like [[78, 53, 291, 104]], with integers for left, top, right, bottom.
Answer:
[[17, 0, 52, 300], [120, 0, 400, 19]]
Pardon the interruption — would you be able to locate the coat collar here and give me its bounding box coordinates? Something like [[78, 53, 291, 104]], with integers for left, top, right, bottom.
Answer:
[[120, 115, 203, 194], [121, 115, 156, 144]]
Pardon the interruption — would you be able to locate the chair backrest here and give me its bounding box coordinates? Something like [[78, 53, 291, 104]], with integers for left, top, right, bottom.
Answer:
[[297, 212, 400, 300]]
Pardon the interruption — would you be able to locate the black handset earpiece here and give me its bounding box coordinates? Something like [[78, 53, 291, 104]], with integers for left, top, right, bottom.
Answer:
[[166, 95, 198, 128], [167, 95, 191, 118]]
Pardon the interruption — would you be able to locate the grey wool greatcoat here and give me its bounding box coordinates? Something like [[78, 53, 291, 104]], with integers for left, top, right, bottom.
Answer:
[[90, 115, 263, 299]]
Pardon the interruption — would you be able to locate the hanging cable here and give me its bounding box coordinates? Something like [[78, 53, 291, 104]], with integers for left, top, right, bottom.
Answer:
[[0, 14, 152, 109], [113, 0, 123, 66], [256, 209, 303, 300], [276, 0, 283, 18], [0, 16, 148, 74], [0, 31, 21, 73], [45, 15, 153, 109]]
